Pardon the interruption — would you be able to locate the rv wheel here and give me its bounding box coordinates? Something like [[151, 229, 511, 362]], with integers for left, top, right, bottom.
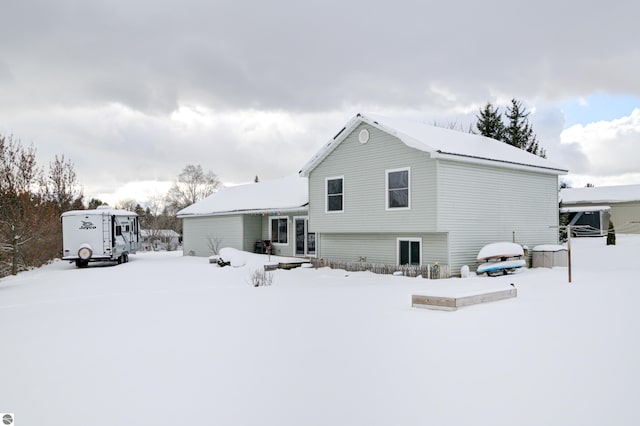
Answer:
[[123, 253, 129, 263], [117, 256, 123, 264]]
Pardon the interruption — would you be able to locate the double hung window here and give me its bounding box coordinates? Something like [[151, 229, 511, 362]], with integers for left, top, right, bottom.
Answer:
[[387, 168, 410, 209], [326, 177, 344, 212]]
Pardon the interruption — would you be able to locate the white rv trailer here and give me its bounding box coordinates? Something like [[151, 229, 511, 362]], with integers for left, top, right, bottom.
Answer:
[[61, 206, 142, 267]]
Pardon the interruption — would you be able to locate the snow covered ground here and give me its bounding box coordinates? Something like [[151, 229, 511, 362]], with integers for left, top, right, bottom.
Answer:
[[1, 236, 639, 426]]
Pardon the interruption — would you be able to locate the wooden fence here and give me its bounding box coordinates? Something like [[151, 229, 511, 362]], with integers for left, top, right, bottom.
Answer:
[[309, 258, 450, 279]]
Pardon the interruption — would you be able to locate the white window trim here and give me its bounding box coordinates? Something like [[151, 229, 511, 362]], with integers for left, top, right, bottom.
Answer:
[[292, 216, 317, 258], [386, 167, 411, 211], [396, 237, 422, 266], [325, 175, 344, 213], [269, 216, 289, 246]]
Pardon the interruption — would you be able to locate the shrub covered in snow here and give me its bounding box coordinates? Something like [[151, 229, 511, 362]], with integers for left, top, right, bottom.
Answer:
[[249, 269, 273, 287]]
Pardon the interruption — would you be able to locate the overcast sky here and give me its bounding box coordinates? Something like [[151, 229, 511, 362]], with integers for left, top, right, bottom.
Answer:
[[1, 0, 639, 205]]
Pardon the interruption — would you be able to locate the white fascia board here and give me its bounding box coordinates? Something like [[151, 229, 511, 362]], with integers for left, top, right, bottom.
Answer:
[[177, 205, 309, 219], [430, 151, 568, 175], [299, 115, 363, 177]]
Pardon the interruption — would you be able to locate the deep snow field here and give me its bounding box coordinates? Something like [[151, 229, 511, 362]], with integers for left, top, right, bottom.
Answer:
[[1, 235, 639, 426]]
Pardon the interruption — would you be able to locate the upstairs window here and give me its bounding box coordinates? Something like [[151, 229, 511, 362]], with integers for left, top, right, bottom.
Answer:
[[270, 217, 288, 245], [326, 177, 344, 212], [387, 168, 410, 209]]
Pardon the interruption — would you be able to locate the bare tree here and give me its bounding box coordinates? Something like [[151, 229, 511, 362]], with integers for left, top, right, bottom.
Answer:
[[116, 198, 138, 212], [0, 135, 58, 276], [433, 120, 476, 134], [46, 154, 83, 215], [206, 235, 223, 255], [166, 164, 222, 212]]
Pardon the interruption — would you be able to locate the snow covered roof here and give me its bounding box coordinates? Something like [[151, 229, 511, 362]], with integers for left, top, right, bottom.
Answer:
[[560, 205, 610, 213], [61, 206, 138, 217], [177, 175, 308, 217], [299, 113, 568, 176], [560, 184, 640, 204]]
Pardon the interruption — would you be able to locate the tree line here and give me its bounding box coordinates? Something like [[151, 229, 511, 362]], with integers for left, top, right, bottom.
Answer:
[[1, 132, 223, 277], [476, 98, 546, 157], [1, 134, 83, 277], [436, 98, 546, 158]]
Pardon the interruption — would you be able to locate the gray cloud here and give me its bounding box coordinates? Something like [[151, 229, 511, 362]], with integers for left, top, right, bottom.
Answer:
[[1, 0, 639, 201]]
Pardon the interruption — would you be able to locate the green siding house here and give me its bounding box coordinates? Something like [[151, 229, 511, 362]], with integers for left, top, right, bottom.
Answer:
[[178, 113, 568, 276], [299, 113, 568, 275]]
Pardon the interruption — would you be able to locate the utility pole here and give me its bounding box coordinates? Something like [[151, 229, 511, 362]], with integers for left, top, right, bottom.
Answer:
[[550, 224, 589, 283], [567, 225, 572, 283]]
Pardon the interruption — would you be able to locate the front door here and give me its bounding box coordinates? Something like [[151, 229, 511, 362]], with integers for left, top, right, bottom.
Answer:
[[294, 217, 316, 257]]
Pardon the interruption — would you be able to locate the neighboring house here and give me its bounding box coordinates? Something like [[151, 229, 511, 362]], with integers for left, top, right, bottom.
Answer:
[[177, 175, 310, 257], [560, 184, 640, 234], [299, 113, 568, 275], [141, 229, 181, 251]]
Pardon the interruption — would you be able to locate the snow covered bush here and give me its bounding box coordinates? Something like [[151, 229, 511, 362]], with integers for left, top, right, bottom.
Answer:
[[249, 269, 273, 287]]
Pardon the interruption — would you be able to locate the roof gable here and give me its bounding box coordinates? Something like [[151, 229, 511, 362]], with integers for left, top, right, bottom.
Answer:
[[300, 113, 568, 176]]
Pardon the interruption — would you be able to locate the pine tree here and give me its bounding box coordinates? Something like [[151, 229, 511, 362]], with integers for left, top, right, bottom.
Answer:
[[503, 99, 545, 157], [476, 103, 505, 141]]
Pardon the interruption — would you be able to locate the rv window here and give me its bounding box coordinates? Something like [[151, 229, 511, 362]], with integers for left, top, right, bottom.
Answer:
[[125, 225, 130, 232], [116, 225, 122, 236]]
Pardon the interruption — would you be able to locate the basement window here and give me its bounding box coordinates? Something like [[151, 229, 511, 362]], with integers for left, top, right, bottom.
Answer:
[[397, 238, 421, 266]]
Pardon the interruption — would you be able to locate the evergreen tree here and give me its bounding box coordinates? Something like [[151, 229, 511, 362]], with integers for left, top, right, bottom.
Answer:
[[503, 99, 545, 157], [88, 198, 106, 209], [476, 103, 505, 141]]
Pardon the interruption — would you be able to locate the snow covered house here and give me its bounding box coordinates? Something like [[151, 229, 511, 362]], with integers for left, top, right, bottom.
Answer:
[[177, 175, 311, 257], [178, 113, 568, 276], [299, 113, 568, 275], [560, 184, 640, 234]]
